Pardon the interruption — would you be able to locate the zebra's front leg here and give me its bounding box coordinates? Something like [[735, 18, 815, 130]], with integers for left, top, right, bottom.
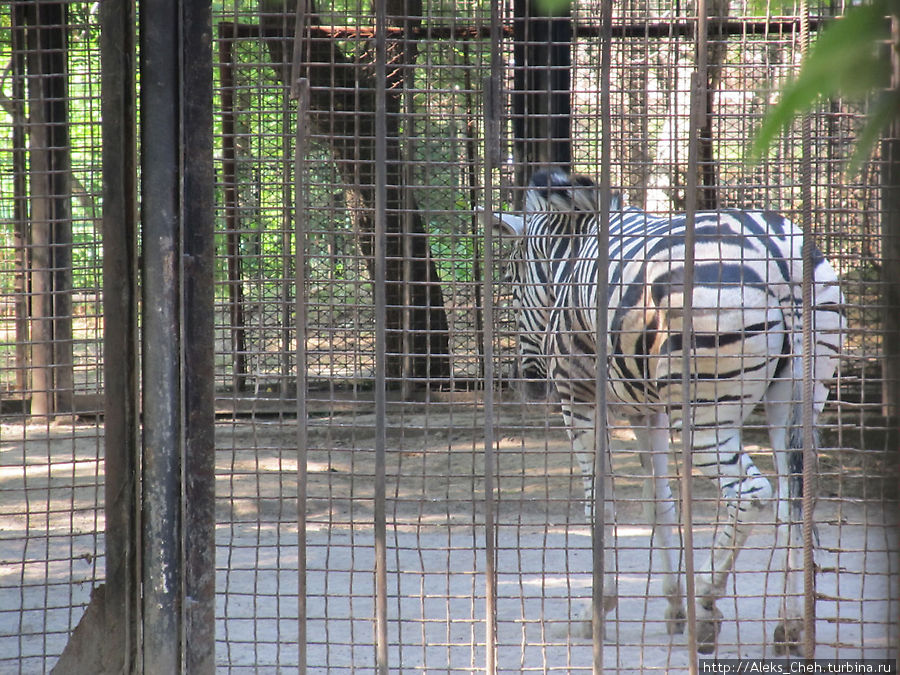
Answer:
[[636, 413, 686, 635], [692, 432, 774, 654], [565, 402, 618, 640]]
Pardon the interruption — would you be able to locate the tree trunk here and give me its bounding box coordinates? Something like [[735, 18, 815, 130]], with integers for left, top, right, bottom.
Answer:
[[20, 2, 74, 415], [512, 0, 572, 196], [261, 2, 450, 383]]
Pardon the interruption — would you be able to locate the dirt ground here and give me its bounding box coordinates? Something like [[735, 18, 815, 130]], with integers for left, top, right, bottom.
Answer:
[[1, 400, 897, 673]]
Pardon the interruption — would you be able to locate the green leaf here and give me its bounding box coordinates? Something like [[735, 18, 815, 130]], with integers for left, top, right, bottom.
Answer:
[[847, 88, 900, 176], [749, 0, 896, 164]]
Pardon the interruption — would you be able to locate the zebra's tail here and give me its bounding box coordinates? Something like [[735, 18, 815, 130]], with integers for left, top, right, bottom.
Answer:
[[786, 376, 818, 533], [787, 377, 807, 453]]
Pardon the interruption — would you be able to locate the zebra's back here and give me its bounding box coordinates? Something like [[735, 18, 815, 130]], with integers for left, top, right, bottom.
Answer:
[[548, 206, 844, 424]]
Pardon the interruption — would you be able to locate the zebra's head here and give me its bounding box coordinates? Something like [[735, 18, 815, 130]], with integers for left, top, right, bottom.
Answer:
[[483, 170, 603, 397]]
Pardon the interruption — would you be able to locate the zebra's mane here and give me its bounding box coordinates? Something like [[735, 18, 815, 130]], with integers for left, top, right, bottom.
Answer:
[[525, 169, 624, 218]]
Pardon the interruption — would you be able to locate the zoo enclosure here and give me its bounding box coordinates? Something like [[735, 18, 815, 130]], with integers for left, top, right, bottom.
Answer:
[[0, 0, 898, 673]]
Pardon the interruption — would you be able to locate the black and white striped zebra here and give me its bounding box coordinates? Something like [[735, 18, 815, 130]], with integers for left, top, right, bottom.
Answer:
[[484, 169, 844, 653]]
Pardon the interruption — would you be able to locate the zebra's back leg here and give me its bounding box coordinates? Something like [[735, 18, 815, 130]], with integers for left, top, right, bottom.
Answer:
[[635, 412, 686, 635], [560, 398, 619, 640], [765, 378, 810, 656], [692, 430, 774, 653]]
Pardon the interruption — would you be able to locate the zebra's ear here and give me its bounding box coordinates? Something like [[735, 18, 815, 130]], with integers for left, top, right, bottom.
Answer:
[[570, 174, 600, 213], [476, 206, 525, 239]]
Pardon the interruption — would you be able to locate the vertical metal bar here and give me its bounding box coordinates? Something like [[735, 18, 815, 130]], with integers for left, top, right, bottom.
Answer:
[[100, 0, 140, 670], [481, 77, 498, 675], [681, 69, 701, 675], [374, 1, 390, 672], [140, 0, 182, 668], [295, 76, 311, 675], [182, 0, 216, 670], [798, 0, 817, 659], [482, 3, 504, 669], [140, 1, 216, 670], [593, 1, 612, 672], [681, 1, 708, 669], [282, 88, 295, 393], [481, 104, 498, 673]]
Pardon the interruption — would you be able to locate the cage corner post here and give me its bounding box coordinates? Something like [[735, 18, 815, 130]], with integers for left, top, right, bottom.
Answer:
[[140, 0, 216, 671]]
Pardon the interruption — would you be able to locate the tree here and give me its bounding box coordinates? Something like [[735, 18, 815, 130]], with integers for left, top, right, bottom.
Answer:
[[260, 0, 451, 384], [750, 0, 900, 175]]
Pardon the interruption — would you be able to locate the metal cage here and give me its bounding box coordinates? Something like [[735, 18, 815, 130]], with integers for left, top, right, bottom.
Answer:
[[0, 1, 897, 673]]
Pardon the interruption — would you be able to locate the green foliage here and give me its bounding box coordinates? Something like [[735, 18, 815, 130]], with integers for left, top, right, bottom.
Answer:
[[750, 0, 900, 174], [744, 0, 800, 15], [532, 0, 571, 15]]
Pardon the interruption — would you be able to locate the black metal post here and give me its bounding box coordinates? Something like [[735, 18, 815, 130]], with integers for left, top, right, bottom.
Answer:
[[140, 0, 215, 671], [140, 0, 182, 666]]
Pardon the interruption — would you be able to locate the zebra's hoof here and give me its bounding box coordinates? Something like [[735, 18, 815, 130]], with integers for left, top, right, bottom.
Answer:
[[773, 620, 804, 656], [696, 605, 723, 654], [665, 606, 687, 635], [568, 602, 612, 640]]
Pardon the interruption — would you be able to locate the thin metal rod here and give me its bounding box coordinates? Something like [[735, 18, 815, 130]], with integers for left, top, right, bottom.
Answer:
[[798, 0, 817, 659], [295, 76, 311, 675], [593, 1, 613, 672], [681, 71, 701, 674], [373, 0, 389, 672], [681, 0, 708, 666], [481, 92, 498, 675], [482, 2, 504, 670]]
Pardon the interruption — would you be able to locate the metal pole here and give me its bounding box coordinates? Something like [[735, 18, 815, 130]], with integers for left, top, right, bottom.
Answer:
[[593, 1, 613, 671], [374, 1, 390, 671], [140, 0, 216, 670], [100, 0, 140, 670], [798, 0, 817, 659], [482, 2, 504, 670], [681, 1, 708, 670], [182, 0, 216, 670], [140, 0, 182, 666], [294, 76, 311, 675]]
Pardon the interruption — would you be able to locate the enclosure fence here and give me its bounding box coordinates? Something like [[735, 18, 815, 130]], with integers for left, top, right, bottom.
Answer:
[[0, 1, 898, 673]]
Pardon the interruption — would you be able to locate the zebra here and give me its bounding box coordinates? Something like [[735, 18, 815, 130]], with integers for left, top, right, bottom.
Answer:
[[483, 169, 844, 654]]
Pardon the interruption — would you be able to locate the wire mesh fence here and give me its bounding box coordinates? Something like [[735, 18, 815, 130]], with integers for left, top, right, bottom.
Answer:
[[0, 4, 105, 672], [0, 0, 897, 673]]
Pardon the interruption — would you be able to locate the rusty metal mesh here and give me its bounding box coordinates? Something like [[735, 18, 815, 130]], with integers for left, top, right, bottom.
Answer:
[[0, 0, 897, 672]]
